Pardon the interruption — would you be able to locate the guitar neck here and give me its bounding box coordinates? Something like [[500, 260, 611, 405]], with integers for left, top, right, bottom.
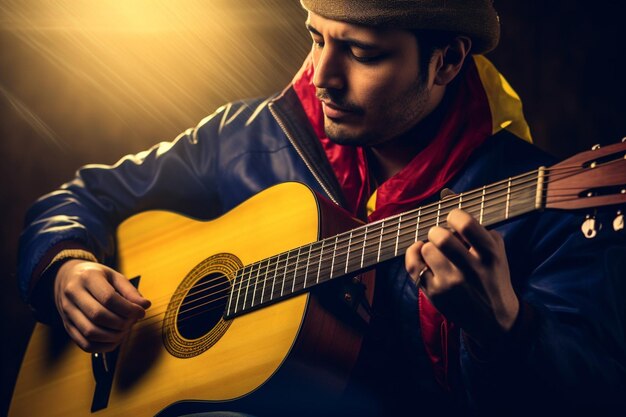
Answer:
[[225, 167, 545, 318]]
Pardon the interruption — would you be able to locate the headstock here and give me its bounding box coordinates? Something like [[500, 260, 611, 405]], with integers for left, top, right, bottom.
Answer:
[[545, 139, 626, 238]]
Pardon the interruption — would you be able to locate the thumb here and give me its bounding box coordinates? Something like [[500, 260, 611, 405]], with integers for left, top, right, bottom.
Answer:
[[109, 271, 152, 309]]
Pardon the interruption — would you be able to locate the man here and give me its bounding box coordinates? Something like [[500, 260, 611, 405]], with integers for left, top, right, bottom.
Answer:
[[17, 0, 625, 416]]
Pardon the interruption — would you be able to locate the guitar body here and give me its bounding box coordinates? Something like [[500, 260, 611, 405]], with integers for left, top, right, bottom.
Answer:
[[9, 182, 374, 416]]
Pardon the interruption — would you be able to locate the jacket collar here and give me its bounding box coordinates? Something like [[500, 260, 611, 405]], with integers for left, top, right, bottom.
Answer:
[[268, 85, 347, 207]]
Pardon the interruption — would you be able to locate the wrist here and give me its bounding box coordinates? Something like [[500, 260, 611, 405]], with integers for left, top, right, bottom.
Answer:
[[29, 247, 98, 325], [498, 295, 520, 332]]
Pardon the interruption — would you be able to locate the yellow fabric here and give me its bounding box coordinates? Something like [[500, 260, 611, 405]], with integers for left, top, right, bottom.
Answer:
[[367, 56, 531, 214], [366, 190, 377, 217], [473, 55, 533, 143], [41, 249, 98, 278]]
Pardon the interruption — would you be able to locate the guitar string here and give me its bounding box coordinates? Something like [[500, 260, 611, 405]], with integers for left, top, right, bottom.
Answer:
[[135, 169, 541, 322], [136, 191, 607, 332], [137, 163, 603, 326], [136, 195, 526, 327], [148, 157, 610, 307], [136, 168, 540, 311], [134, 157, 625, 327], [140, 193, 621, 333], [133, 162, 608, 328], [134, 160, 601, 311], [168, 148, 625, 317], [136, 187, 611, 332]]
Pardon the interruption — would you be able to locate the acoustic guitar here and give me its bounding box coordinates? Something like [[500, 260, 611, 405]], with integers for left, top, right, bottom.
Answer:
[[9, 141, 626, 416]]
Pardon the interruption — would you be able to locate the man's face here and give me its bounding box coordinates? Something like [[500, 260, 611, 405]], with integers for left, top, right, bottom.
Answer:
[[307, 12, 435, 147]]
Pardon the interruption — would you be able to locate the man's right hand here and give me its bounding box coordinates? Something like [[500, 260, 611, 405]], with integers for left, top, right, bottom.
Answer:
[[54, 260, 151, 352]]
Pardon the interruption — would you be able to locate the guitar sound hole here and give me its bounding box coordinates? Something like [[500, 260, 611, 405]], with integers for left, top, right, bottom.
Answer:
[[176, 273, 229, 340]]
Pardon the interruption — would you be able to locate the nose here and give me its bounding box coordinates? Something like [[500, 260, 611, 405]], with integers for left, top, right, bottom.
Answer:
[[312, 43, 345, 91]]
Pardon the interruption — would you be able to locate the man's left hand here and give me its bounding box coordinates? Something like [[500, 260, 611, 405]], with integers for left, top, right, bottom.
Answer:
[[405, 209, 519, 346]]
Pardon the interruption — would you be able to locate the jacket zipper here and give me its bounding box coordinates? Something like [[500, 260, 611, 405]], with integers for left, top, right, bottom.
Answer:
[[268, 102, 340, 205]]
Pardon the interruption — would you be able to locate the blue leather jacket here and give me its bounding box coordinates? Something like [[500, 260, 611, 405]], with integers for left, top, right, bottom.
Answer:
[[18, 87, 626, 415]]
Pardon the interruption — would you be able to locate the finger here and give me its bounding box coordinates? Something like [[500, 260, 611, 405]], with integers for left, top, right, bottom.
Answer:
[[84, 276, 146, 320], [446, 209, 496, 261], [109, 271, 151, 309], [65, 300, 127, 344], [427, 225, 478, 275], [405, 241, 427, 278], [69, 288, 129, 331], [62, 306, 123, 353], [66, 324, 119, 353], [421, 241, 458, 277], [420, 241, 464, 295]]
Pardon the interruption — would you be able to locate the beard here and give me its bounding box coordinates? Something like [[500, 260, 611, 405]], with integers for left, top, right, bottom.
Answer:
[[319, 75, 430, 147]]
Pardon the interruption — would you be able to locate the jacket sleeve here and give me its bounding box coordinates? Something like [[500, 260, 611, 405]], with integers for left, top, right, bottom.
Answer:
[[17, 108, 227, 318], [459, 210, 626, 414]]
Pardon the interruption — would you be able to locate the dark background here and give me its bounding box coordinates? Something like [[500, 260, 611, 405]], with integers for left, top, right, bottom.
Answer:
[[1, 1, 624, 415]]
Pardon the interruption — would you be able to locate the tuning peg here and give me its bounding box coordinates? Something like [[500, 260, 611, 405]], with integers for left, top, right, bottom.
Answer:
[[591, 144, 601, 150], [581, 214, 601, 238], [614, 210, 624, 232]]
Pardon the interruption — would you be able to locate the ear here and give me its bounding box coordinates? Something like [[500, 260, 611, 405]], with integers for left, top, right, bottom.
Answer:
[[432, 36, 472, 86]]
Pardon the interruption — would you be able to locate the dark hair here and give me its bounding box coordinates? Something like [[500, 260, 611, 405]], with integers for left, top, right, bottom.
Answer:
[[412, 30, 459, 81]]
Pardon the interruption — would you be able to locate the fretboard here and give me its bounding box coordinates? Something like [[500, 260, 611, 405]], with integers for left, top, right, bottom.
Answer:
[[225, 168, 544, 318]]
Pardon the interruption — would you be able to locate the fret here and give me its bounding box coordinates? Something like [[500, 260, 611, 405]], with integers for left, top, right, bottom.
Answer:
[[250, 260, 262, 307], [345, 231, 353, 274], [508, 173, 538, 218], [360, 226, 368, 268], [303, 244, 312, 289], [255, 260, 267, 307], [436, 202, 441, 226], [227, 268, 239, 315], [378, 217, 400, 261], [377, 221, 385, 263], [486, 182, 509, 226], [465, 190, 481, 220], [292, 247, 301, 292], [281, 250, 290, 297], [330, 236, 338, 279], [394, 216, 401, 256], [362, 222, 383, 267], [458, 192, 463, 209], [270, 253, 280, 301], [332, 233, 348, 280], [505, 178, 511, 219], [234, 265, 249, 313], [414, 209, 421, 242], [535, 167, 546, 209], [242, 262, 257, 310], [480, 186, 486, 224], [260, 257, 271, 304], [317, 240, 324, 284]]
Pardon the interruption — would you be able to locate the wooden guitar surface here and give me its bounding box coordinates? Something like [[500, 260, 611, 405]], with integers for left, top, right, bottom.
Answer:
[[9, 182, 368, 416]]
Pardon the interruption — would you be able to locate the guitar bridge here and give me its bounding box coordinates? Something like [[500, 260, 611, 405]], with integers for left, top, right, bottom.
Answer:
[[90, 275, 140, 412]]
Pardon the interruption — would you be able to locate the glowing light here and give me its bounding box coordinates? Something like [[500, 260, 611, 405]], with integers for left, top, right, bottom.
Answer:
[[0, 0, 310, 147]]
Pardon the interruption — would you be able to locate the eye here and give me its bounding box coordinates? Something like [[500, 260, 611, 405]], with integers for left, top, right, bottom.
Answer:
[[311, 37, 324, 49], [351, 53, 382, 63], [349, 48, 385, 64]]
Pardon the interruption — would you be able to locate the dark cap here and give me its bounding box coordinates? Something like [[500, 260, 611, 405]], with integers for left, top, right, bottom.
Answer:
[[300, 0, 500, 54]]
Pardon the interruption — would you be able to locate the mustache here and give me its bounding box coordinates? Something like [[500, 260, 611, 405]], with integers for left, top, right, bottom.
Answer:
[[315, 89, 364, 114]]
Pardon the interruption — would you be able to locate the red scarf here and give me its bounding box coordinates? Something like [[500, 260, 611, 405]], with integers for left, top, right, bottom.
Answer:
[[292, 54, 492, 222], [292, 54, 494, 391]]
